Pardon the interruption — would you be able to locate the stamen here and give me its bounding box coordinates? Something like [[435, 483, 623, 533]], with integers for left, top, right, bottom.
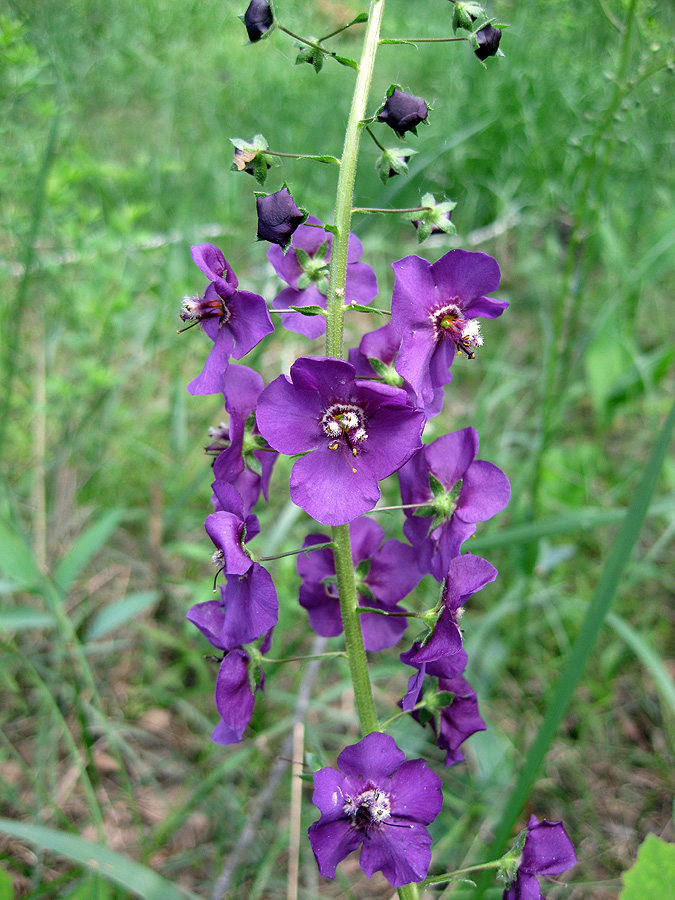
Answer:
[[328, 441, 339, 450]]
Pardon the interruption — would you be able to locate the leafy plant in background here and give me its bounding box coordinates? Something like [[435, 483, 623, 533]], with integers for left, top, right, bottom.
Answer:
[[179, 2, 578, 896]]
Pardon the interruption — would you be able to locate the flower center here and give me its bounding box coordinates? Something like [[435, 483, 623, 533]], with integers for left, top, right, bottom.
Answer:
[[432, 303, 483, 359], [321, 404, 368, 462], [180, 293, 231, 325], [343, 786, 391, 830]]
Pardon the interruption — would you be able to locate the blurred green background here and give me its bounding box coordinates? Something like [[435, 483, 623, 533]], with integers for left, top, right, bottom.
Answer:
[[1, 0, 674, 897]]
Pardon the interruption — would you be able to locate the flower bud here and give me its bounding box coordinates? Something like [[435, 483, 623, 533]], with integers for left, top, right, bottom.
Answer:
[[256, 187, 306, 248], [243, 0, 274, 43], [473, 24, 502, 60], [378, 88, 428, 137]]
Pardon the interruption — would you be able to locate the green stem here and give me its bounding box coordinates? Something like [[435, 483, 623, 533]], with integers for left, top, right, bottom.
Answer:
[[325, 0, 385, 357], [397, 884, 420, 900], [352, 205, 425, 214], [365, 124, 387, 151], [264, 150, 340, 163], [383, 36, 467, 43], [420, 859, 501, 887], [263, 651, 347, 664], [320, 19, 365, 42], [276, 23, 336, 58], [256, 541, 334, 562], [356, 606, 418, 618]]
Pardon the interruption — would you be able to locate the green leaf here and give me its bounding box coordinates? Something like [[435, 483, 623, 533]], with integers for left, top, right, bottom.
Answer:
[[86, 590, 160, 641], [0, 608, 55, 632], [287, 305, 327, 317], [54, 509, 126, 592], [347, 12, 368, 25], [0, 517, 41, 586], [334, 55, 359, 70], [0, 868, 13, 900], [379, 39, 418, 47], [348, 303, 389, 315], [619, 834, 675, 899], [305, 154, 340, 165], [0, 819, 203, 900]]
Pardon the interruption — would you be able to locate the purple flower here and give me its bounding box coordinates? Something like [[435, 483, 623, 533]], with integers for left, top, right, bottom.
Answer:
[[474, 24, 502, 61], [391, 249, 508, 405], [308, 732, 442, 887], [502, 816, 577, 900], [399, 427, 511, 580], [182, 244, 274, 396], [209, 364, 277, 510], [256, 357, 425, 526], [256, 187, 306, 248], [298, 517, 421, 651], [348, 322, 444, 419], [378, 88, 428, 137], [211, 629, 273, 745], [400, 648, 487, 766], [243, 0, 274, 43], [405, 553, 497, 664], [267, 216, 377, 339]]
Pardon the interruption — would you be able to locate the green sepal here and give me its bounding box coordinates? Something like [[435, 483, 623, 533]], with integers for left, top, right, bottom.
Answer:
[[375, 147, 417, 184], [347, 12, 368, 25], [245, 452, 263, 479], [355, 559, 371, 580], [434, 690, 457, 708], [295, 43, 324, 73], [305, 155, 341, 166], [452, 1, 486, 33], [357, 584, 377, 605], [429, 473, 446, 499], [323, 223, 339, 236], [295, 248, 312, 269], [413, 505, 436, 517], [334, 54, 359, 70], [497, 828, 528, 884], [252, 153, 269, 184], [297, 272, 312, 290]]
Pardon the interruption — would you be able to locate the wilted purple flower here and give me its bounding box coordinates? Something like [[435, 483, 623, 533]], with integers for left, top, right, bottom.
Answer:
[[267, 216, 377, 339], [348, 322, 444, 419], [243, 0, 274, 42], [400, 648, 487, 766], [391, 249, 508, 405], [399, 427, 510, 580], [308, 732, 442, 887], [256, 186, 306, 248], [211, 629, 273, 745], [181, 244, 274, 395], [502, 816, 577, 900], [205, 481, 259, 576], [298, 517, 421, 651], [378, 88, 428, 137], [405, 553, 497, 664], [474, 24, 502, 61], [209, 364, 277, 510], [256, 357, 425, 526]]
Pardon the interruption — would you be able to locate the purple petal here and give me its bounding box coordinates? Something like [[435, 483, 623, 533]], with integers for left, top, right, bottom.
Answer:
[[186, 600, 226, 650], [456, 460, 511, 523], [390, 758, 443, 824], [205, 511, 252, 576], [345, 261, 378, 305], [425, 428, 480, 489], [289, 356, 354, 403], [359, 322, 401, 367], [214, 650, 255, 737], [362, 402, 425, 482], [522, 819, 577, 877], [190, 244, 238, 293], [337, 732, 405, 780], [222, 364, 264, 418], [186, 325, 234, 395], [272, 285, 327, 339], [226, 290, 274, 359], [436, 676, 487, 767], [300, 581, 342, 638], [393, 327, 435, 402], [429, 518, 478, 580], [391, 255, 438, 331], [346, 231, 364, 264], [256, 374, 324, 454], [429, 249, 501, 308], [359, 822, 433, 887], [307, 819, 362, 880], [349, 517, 385, 563], [212, 719, 245, 746], [367, 539, 421, 603], [297, 533, 334, 583], [408, 608, 464, 664], [463, 294, 509, 318], [218, 564, 278, 648], [290, 448, 381, 526], [514, 871, 543, 900], [360, 597, 408, 652], [443, 553, 499, 610], [401, 666, 426, 711]]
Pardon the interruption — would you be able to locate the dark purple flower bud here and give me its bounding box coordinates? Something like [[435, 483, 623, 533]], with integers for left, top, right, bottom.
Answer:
[[256, 187, 306, 248], [378, 88, 428, 137], [474, 24, 502, 60], [243, 0, 274, 43], [308, 732, 442, 886]]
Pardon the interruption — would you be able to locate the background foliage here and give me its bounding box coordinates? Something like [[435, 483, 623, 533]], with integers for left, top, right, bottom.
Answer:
[[1, 0, 674, 897]]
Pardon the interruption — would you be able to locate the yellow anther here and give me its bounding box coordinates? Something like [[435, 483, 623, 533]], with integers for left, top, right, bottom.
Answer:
[[328, 441, 339, 451]]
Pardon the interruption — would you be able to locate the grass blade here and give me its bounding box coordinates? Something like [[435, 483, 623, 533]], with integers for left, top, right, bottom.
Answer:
[[0, 819, 203, 900], [473, 395, 675, 896], [86, 590, 160, 641], [53, 509, 126, 592]]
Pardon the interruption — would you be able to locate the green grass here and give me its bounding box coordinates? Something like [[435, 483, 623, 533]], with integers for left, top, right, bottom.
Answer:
[[1, 0, 674, 898]]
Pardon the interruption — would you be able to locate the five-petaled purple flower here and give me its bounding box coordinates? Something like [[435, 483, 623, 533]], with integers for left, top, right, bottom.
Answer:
[[256, 357, 425, 525], [502, 816, 577, 900], [399, 427, 511, 580], [391, 249, 508, 405], [181, 244, 274, 395], [267, 216, 378, 339], [308, 732, 442, 887], [378, 88, 429, 137], [400, 647, 487, 766], [298, 517, 421, 651], [405, 553, 498, 664]]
